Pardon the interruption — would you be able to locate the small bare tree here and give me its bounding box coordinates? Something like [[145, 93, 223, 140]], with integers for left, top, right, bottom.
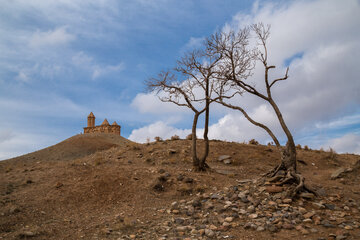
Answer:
[[209, 23, 315, 197], [146, 50, 225, 171]]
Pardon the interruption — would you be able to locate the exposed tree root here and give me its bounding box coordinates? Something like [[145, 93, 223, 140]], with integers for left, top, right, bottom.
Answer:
[[265, 162, 284, 178], [264, 163, 318, 199], [193, 162, 210, 172]]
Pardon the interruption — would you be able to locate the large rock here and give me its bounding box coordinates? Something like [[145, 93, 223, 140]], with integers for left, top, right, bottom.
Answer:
[[218, 155, 231, 162], [330, 167, 346, 179], [265, 185, 283, 193], [299, 192, 315, 199]]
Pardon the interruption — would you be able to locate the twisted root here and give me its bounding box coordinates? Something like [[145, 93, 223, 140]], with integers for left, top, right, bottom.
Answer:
[[265, 164, 318, 198]]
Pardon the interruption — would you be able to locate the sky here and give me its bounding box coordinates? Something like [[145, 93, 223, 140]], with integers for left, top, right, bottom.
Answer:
[[0, 0, 359, 160]]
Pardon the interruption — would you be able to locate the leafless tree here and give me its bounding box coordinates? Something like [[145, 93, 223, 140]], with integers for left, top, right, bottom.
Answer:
[[146, 50, 228, 171], [209, 23, 315, 197]]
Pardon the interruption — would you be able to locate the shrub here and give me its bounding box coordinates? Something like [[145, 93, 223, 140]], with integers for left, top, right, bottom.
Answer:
[[296, 144, 302, 149], [186, 134, 192, 140], [171, 135, 180, 140], [154, 136, 163, 142], [249, 139, 259, 145], [304, 145, 309, 151], [94, 152, 104, 165]]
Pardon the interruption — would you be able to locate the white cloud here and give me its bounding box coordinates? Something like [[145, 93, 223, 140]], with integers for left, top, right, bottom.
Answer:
[[129, 111, 281, 145], [0, 94, 86, 118], [130, 0, 360, 153], [131, 92, 187, 114], [91, 62, 125, 80], [72, 51, 93, 66], [218, 0, 360, 149], [323, 134, 360, 154], [182, 37, 205, 51], [316, 114, 360, 130], [71, 51, 125, 80], [128, 121, 191, 143], [15, 70, 30, 83], [29, 26, 75, 48], [0, 131, 56, 160], [0, 130, 15, 144]]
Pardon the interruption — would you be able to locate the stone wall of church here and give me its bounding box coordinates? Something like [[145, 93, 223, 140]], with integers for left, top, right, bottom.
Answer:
[[84, 125, 120, 135]]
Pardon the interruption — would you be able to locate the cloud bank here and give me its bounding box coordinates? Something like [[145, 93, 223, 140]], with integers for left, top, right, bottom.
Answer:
[[130, 0, 360, 154]]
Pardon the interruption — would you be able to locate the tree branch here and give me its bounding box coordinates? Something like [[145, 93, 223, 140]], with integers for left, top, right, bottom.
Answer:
[[269, 67, 289, 88]]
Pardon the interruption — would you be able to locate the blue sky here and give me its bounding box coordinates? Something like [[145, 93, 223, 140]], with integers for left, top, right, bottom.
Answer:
[[1, 0, 360, 159]]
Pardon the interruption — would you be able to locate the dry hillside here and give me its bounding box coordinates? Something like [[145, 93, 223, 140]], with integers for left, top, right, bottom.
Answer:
[[1, 133, 360, 240]]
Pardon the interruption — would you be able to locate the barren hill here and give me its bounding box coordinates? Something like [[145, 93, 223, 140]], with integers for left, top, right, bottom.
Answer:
[[1, 135, 360, 239], [5, 133, 134, 164]]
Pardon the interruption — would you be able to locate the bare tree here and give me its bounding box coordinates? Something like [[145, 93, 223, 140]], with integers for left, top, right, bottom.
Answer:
[[209, 23, 315, 197], [146, 50, 226, 171]]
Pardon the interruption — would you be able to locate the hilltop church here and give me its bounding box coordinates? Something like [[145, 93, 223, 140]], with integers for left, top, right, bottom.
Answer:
[[83, 112, 121, 135]]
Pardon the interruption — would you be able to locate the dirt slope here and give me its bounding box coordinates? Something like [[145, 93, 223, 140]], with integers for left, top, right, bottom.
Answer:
[[1, 135, 360, 240]]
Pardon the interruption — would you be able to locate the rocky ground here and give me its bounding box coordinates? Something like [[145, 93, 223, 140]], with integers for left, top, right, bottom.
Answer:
[[1, 134, 360, 239]]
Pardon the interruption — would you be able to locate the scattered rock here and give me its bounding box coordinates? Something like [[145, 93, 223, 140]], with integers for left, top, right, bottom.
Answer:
[[223, 158, 232, 164], [248, 213, 258, 219], [299, 192, 315, 199], [204, 228, 215, 237], [282, 223, 294, 229], [324, 203, 335, 210], [321, 221, 336, 228], [153, 183, 164, 192], [218, 155, 231, 162], [26, 179, 33, 184], [9, 206, 21, 214], [168, 149, 177, 154], [312, 202, 325, 209], [177, 174, 184, 181], [303, 211, 315, 219], [256, 226, 265, 231], [174, 218, 185, 225], [184, 177, 194, 184], [266, 185, 283, 193], [210, 193, 222, 200], [18, 231, 36, 238]]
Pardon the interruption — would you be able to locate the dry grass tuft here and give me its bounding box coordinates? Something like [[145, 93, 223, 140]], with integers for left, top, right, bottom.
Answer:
[[249, 139, 259, 145], [94, 152, 104, 166], [171, 135, 180, 140], [154, 136, 163, 142]]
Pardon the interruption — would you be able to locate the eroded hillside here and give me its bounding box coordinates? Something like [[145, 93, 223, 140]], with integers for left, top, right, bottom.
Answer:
[[1, 134, 360, 239]]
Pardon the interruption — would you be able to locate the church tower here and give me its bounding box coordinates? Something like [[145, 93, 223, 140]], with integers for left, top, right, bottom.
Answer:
[[87, 112, 95, 128]]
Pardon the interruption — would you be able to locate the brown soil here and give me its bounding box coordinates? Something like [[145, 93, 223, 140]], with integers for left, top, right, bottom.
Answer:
[[0, 134, 359, 239]]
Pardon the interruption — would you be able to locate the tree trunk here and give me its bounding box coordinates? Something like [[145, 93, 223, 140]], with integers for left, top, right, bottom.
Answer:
[[192, 112, 200, 169], [199, 93, 210, 171], [268, 99, 297, 171]]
